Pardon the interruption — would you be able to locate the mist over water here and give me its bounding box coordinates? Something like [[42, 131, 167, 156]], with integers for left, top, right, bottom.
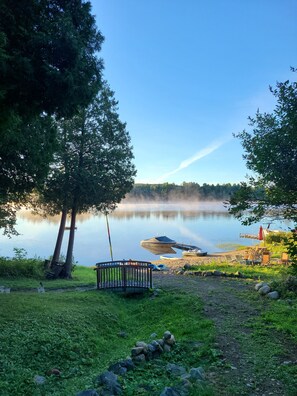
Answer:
[[0, 202, 288, 265]]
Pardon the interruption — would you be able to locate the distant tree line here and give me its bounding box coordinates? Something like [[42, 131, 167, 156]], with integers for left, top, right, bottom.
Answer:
[[125, 183, 241, 202]]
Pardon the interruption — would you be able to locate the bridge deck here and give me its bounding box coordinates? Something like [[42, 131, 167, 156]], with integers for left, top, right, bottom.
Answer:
[[94, 260, 153, 291]]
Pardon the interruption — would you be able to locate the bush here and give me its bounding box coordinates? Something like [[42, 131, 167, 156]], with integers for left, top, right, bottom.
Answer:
[[284, 228, 297, 275], [284, 275, 297, 294], [270, 275, 297, 298], [0, 248, 44, 279], [265, 231, 289, 244]]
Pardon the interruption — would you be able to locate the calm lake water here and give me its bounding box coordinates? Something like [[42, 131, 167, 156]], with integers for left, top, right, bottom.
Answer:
[[0, 202, 289, 265]]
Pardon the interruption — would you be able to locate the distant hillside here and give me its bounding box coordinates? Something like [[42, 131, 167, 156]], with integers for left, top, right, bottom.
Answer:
[[125, 182, 241, 202]]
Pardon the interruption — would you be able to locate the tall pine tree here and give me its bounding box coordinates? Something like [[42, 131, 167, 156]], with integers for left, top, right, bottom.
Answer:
[[38, 83, 136, 277]]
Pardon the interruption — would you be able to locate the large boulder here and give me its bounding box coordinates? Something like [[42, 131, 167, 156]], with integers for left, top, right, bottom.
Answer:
[[189, 367, 205, 381], [267, 291, 280, 300], [166, 363, 187, 377], [131, 347, 144, 356], [160, 386, 183, 396], [255, 281, 266, 291], [258, 285, 271, 295], [76, 390, 99, 396], [95, 371, 122, 395]]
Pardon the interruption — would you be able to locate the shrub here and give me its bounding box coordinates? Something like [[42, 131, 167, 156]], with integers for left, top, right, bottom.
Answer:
[[270, 275, 297, 298], [265, 231, 289, 244], [0, 249, 44, 279], [284, 275, 297, 294], [284, 227, 297, 276]]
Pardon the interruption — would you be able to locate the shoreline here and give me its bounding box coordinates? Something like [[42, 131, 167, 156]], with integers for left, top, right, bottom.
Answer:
[[152, 249, 247, 269]]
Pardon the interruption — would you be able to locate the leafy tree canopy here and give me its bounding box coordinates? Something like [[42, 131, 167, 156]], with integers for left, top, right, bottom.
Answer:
[[0, 114, 57, 235], [228, 69, 297, 225], [0, 0, 104, 234], [36, 82, 136, 276], [38, 82, 136, 215], [0, 0, 104, 120]]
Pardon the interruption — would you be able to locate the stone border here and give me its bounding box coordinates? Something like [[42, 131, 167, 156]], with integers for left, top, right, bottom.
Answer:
[[255, 281, 280, 299], [176, 268, 248, 279], [75, 331, 206, 396]]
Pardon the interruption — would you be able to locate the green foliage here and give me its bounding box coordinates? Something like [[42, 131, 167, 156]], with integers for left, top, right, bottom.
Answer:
[[228, 69, 297, 225], [187, 261, 286, 280], [41, 83, 136, 215], [0, 0, 103, 119], [0, 290, 215, 395], [12, 248, 27, 260], [0, 249, 44, 278], [0, 0, 104, 234], [264, 231, 289, 244], [271, 275, 297, 298], [37, 82, 136, 276], [283, 227, 297, 275], [265, 227, 297, 275], [0, 114, 58, 235]]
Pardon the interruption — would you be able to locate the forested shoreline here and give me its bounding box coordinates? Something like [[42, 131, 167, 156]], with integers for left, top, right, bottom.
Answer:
[[125, 182, 241, 202]]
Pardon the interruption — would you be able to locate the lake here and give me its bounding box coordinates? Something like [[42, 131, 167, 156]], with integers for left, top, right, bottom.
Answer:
[[0, 202, 289, 265]]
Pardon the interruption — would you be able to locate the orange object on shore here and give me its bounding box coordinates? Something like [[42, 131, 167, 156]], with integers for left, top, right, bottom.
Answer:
[[281, 252, 289, 264], [261, 251, 270, 265]]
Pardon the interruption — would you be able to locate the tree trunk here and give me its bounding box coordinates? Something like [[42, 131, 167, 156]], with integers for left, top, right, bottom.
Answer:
[[64, 206, 77, 278], [52, 208, 67, 264]]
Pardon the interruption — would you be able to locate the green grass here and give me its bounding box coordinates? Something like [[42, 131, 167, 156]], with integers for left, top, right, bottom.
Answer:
[[239, 292, 297, 395], [1, 252, 297, 395], [0, 288, 215, 395], [187, 261, 287, 281], [216, 243, 248, 251], [260, 299, 297, 340]]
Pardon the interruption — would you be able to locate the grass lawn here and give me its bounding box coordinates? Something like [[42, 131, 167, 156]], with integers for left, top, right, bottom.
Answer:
[[1, 259, 296, 395], [0, 285, 215, 395], [187, 259, 297, 330], [187, 261, 288, 281]]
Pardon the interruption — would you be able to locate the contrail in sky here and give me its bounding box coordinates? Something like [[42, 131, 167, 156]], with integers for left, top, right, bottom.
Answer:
[[155, 137, 231, 183]]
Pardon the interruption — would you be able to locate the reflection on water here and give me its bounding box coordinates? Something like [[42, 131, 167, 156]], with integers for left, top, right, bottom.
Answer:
[[110, 210, 230, 221], [19, 202, 230, 223], [18, 211, 93, 225], [0, 202, 279, 266]]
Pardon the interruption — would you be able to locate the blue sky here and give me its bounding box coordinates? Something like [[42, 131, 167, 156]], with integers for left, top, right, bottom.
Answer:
[[92, 0, 297, 185]]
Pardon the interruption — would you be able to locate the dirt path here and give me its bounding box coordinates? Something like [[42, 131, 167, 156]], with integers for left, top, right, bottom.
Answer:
[[153, 273, 296, 396]]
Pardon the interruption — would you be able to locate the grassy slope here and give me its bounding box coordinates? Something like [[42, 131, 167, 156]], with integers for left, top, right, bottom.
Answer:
[[187, 261, 288, 280], [0, 287, 215, 395], [1, 263, 297, 395], [184, 261, 297, 341]]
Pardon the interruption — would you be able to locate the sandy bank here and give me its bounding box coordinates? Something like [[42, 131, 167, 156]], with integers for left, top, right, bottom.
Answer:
[[152, 249, 246, 269]]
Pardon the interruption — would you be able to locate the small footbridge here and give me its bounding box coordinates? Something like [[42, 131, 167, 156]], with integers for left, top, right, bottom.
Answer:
[[94, 260, 153, 292]]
